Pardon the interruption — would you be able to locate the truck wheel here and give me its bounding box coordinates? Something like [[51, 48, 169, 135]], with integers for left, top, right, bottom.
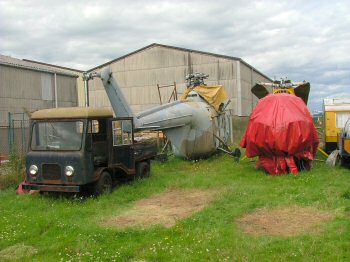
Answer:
[[94, 172, 113, 195], [136, 162, 150, 179]]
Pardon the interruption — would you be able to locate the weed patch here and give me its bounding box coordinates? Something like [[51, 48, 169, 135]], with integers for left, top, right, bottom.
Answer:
[[0, 152, 25, 190], [341, 191, 350, 200]]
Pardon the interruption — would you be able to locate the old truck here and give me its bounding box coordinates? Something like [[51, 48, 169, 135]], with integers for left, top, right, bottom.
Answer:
[[22, 107, 157, 194]]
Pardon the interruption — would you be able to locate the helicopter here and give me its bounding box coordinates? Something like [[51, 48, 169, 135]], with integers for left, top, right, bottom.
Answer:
[[240, 78, 318, 175], [84, 69, 240, 160]]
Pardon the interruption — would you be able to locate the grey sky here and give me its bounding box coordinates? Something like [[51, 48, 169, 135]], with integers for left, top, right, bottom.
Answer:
[[1, 0, 349, 111]]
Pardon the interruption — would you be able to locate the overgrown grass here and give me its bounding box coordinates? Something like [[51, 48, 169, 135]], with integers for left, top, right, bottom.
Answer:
[[0, 152, 25, 190], [0, 154, 349, 261]]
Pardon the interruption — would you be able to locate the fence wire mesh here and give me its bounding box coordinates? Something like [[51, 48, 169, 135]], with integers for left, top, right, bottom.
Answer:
[[0, 113, 29, 158]]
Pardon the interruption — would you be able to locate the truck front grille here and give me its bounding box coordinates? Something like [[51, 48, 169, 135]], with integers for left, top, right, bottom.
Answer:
[[42, 164, 61, 180]]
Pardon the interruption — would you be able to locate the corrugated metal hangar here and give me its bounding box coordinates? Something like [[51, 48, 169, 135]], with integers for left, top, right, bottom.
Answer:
[[0, 55, 82, 154], [0, 55, 81, 124], [0, 43, 271, 154], [87, 43, 271, 117], [87, 43, 271, 143]]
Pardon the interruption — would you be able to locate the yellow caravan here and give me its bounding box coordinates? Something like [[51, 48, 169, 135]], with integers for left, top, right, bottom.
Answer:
[[323, 98, 350, 153]]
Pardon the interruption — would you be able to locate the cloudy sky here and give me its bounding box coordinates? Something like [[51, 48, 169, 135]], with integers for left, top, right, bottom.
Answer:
[[1, 0, 349, 112]]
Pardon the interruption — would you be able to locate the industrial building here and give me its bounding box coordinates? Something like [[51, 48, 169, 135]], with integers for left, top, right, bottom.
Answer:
[[87, 43, 272, 141], [0, 43, 271, 155], [0, 55, 82, 154]]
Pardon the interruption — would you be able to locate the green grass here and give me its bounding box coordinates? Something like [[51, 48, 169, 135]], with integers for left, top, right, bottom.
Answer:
[[0, 154, 350, 261]]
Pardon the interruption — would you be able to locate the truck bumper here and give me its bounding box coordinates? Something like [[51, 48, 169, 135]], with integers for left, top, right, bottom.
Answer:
[[22, 183, 81, 193]]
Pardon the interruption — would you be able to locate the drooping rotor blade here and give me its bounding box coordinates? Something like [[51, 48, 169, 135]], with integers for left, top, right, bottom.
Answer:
[[251, 84, 270, 99], [294, 82, 310, 104]]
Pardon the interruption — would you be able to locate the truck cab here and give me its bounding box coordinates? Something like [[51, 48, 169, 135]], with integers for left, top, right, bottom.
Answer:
[[23, 107, 157, 194]]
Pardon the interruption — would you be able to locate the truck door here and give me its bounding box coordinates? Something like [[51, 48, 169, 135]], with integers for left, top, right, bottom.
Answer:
[[110, 118, 135, 171], [87, 119, 108, 167]]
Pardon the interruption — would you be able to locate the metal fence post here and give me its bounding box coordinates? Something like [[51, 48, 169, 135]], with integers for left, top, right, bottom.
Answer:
[[22, 113, 27, 153], [8, 112, 12, 152]]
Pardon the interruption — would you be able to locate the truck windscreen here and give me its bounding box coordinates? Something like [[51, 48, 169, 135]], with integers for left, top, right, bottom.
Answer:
[[31, 121, 84, 151]]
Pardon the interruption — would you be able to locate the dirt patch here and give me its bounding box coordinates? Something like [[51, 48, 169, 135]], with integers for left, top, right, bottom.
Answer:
[[104, 189, 214, 228], [346, 211, 350, 218], [0, 243, 38, 260], [237, 205, 334, 237]]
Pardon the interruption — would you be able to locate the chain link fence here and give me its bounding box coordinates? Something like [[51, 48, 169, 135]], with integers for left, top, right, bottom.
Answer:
[[0, 112, 29, 159], [0, 125, 9, 162]]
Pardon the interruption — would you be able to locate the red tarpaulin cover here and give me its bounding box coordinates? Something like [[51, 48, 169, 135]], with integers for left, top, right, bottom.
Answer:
[[240, 94, 319, 175]]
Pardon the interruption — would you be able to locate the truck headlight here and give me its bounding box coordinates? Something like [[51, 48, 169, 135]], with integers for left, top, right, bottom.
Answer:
[[29, 165, 38, 176], [65, 166, 74, 177]]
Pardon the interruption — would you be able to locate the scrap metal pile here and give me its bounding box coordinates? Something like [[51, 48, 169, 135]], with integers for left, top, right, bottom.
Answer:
[[240, 81, 319, 175]]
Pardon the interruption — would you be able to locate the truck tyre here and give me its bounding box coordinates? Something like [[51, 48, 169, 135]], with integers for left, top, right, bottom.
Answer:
[[136, 161, 150, 179], [94, 172, 113, 195]]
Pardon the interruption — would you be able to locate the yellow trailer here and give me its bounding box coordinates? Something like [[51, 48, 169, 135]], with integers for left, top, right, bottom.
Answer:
[[323, 98, 350, 153]]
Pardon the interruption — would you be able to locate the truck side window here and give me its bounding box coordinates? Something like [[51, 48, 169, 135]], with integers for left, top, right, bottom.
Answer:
[[112, 120, 132, 146], [86, 120, 102, 149], [87, 120, 99, 134]]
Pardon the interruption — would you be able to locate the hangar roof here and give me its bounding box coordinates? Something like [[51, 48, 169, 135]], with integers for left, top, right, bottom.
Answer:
[[0, 54, 80, 77], [89, 43, 272, 81]]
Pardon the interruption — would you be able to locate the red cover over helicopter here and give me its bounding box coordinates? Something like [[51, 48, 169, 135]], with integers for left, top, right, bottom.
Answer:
[[240, 79, 319, 175]]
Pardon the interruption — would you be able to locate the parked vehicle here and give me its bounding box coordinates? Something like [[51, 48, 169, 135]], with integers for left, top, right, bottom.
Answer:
[[22, 107, 157, 194], [337, 118, 350, 167], [323, 98, 350, 153]]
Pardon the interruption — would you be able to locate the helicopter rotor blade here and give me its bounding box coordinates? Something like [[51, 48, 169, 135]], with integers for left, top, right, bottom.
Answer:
[[294, 82, 310, 104], [251, 84, 270, 99]]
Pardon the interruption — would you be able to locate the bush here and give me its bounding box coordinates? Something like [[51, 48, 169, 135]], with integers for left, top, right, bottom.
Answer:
[[0, 151, 25, 190]]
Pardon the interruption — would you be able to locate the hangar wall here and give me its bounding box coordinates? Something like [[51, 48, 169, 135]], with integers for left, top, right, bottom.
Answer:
[[0, 55, 79, 155], [0, 65, 77, 122], [88, 45, 271, 115], [87, 44, 271, 143], [0, 43, 271, 154]]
